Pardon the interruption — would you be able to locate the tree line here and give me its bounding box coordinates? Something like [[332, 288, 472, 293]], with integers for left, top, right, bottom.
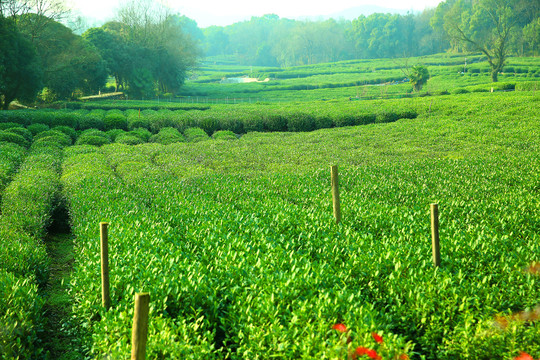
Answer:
[[0, 0, 198, 109], [202, 0, 538, 71], [1, 0, 539, 108]]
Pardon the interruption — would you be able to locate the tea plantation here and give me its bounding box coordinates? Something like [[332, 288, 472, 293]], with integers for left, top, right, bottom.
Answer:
[[1, 88, 539, 359]]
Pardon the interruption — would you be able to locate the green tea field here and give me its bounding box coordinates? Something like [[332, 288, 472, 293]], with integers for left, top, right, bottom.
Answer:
[[1, 74, 539, 359]]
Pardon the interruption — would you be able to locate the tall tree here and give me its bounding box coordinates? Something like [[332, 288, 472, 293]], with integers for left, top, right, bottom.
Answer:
[[0, 16, 42, 108], [0, 0, 70, 42], [107, 0, 199, 96], [436, 0, 528, 82], [19, 14, 107, 98]]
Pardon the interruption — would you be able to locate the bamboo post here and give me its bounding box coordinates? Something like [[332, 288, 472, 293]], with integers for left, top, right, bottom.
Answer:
[[131, 293, 150, 360], [331, 165, 341, 224], [100, 222, 111, 310], [430, 204, 441, 267]]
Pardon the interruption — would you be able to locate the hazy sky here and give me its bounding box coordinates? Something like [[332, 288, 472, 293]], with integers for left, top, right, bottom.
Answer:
[[69, 0, 444, 28]]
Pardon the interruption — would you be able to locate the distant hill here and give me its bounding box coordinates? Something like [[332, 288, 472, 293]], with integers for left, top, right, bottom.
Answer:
[[299, 5, 413, 22]]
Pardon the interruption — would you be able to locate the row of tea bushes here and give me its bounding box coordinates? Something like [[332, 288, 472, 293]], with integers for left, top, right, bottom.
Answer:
[[0, 142, 25, 199], [0, 102, 419, 136], [0, 139, 65, 358], [60, 145, 413, 358], [0, 123, 237, 149]]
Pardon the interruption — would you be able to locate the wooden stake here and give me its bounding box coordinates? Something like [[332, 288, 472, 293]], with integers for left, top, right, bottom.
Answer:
[[331, 165, 341, 224], [100, 222, 111, 310], [430, 204, 441, 267], [131, 293, 150, 360]]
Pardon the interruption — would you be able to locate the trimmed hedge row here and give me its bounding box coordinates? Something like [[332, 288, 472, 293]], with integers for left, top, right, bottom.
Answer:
[[0, 139, 64, 359], [0, 104, 419, 139], [0, 142, 25, 200]]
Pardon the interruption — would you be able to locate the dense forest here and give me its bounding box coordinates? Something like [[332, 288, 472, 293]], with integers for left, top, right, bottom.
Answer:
[[1, 0, 539, 106]]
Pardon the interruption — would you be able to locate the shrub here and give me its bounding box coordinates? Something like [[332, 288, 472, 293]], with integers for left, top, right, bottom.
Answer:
[[51, 112, 79, 128], [5, 127, 33, 142], [52, 126, 77, 142], [0, 131, 30, 148], [78, 114, 104, 130], [184, 127, 210, 142], [29, 111, 55, 126], [115, 134, 144, 145], [149, 127, 185, 145], [34, 130, 72, 146], [75, 135, 111, 147], [219, 117, 245, 134], [453, 88, 470, 94], [263, 114, 288, 132], [127, 114, 150, 130], [103, 114, 127, 131], [212, 130, 237, 140], [1, 111, 32, 126], [516, 82, 539, 91], [106, 129, 126, 142], [314, 115, 334, 129], [0, 122, 23, 130], [199, 116, 220, 136], [0, 270, 44, 360], [32, 135, 71, 148], [27, 123, 50, 136], [129, 128, 152, 142], [287, 112, 316, 132], [333, 114, 358, 127]]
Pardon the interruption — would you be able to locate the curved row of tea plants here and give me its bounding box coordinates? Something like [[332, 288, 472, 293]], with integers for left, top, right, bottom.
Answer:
[[1, 100, 419, 136], [0, 140, 64, 358], [0, 142, 25, 201]]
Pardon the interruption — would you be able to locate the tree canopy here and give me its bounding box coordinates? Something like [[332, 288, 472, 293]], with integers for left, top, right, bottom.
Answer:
[[0, 16, 41, 109], [433, 0, 532, 81]]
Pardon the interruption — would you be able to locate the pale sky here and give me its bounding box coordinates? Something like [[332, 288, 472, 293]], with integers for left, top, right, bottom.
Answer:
[[68, 0, 444, 28]]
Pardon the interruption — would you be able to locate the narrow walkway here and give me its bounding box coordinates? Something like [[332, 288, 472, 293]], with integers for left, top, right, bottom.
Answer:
[[40, 233, 87, 359]]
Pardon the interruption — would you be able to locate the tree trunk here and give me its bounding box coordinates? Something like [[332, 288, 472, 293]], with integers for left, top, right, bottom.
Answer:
[[491, 69, 499, 82]]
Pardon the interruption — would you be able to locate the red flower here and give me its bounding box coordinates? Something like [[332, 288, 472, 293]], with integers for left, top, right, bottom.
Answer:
[[332, 323, 347, 333], [515, 352, 534, 360], [372, 332, 383, 344], [366, 348, 382, 360], [398, 355, 410, 360], [355, 346, 368, 356]]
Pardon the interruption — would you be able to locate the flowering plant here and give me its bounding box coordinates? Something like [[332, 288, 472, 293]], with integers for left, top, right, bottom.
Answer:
[[331, 323, 410, 360]]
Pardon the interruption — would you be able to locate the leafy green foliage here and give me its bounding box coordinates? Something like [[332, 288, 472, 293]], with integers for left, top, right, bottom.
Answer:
[[212, 130, 237, 140], [0, 142, 62, 359], [27, 123, 50, 136], [104, 113, 128, 131], [410, 65, 430, 91], [0, 131, 29, 148], [184, 127, 210, 142], [149, 127, 185, 145], [0, 270, 44, 359], [0, 17, 42, 109], [58, 92, 540, 359]]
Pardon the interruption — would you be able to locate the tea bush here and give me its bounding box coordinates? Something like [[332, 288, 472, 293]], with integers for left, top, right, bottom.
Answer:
[[75, 135, 111, 147], [212, 130, 237, 140], [26, 123, 50, 136], [34, 130, 72, 146], [149, 127, 185, 145], [103, 113, 127, 131], [115, 134, 144, 145], [52, 126, 77, 142], [0, 131, 29, 148], [106, 129, 126, 142], [0, 142, 25, 197], [0, 122, 23, 130], [184, 127, 210, 142]]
